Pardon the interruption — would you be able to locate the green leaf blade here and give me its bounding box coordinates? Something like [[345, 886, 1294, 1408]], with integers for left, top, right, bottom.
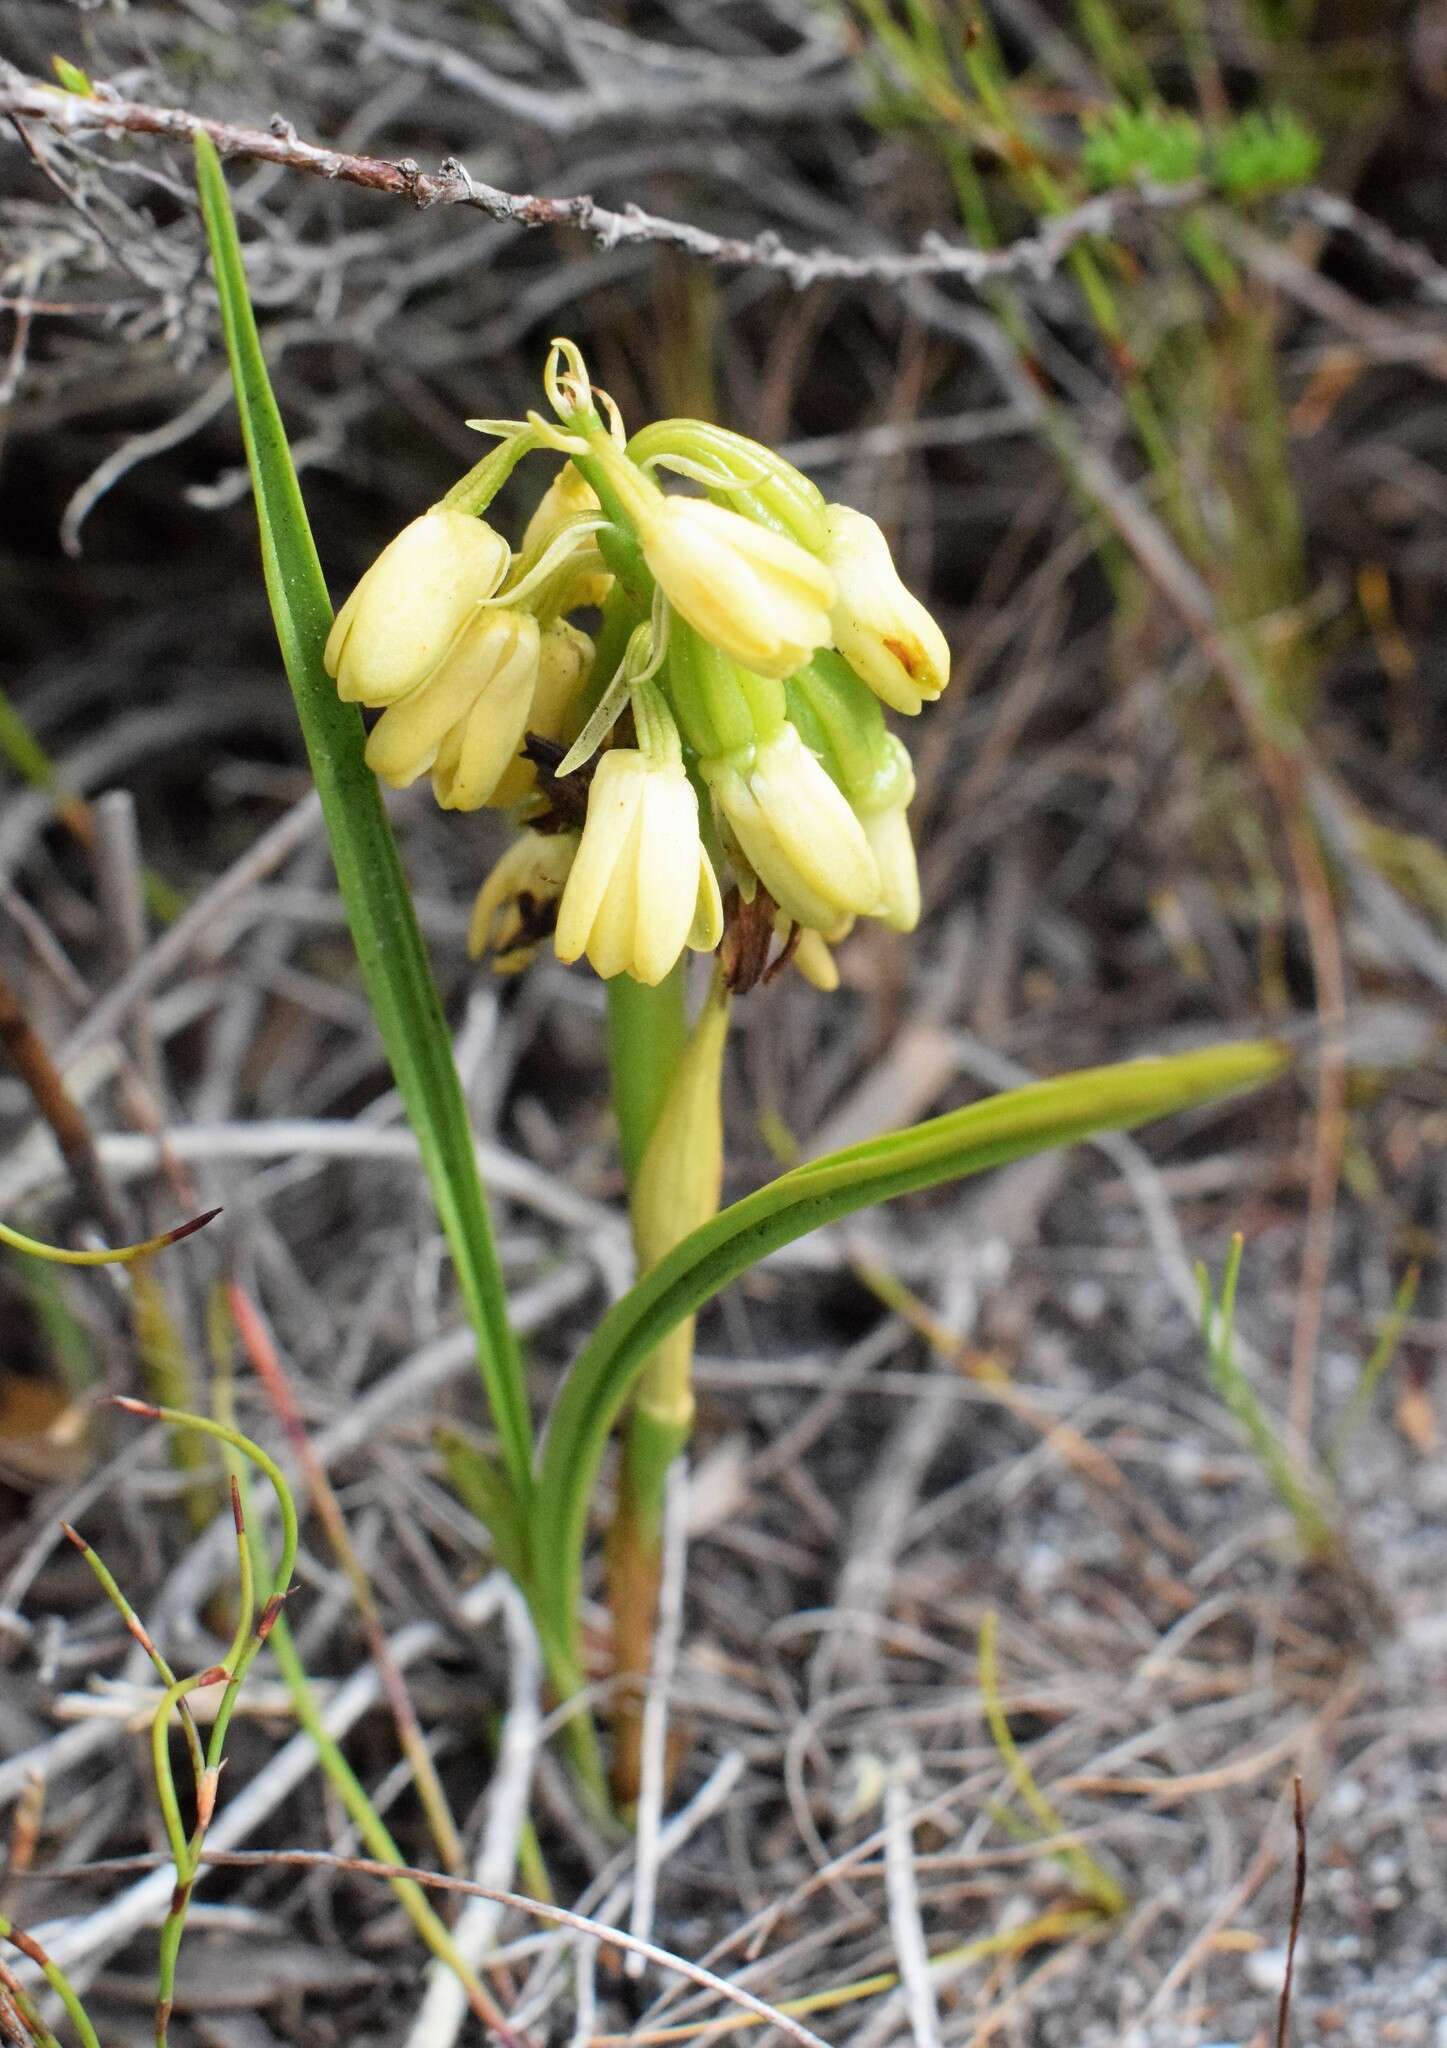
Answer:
[[193, 135, 531, 1502], [531, 1040, 1288, 1663]]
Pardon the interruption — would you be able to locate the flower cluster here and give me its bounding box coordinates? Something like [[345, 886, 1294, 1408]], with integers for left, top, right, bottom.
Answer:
[[324, 340, 953, 990]]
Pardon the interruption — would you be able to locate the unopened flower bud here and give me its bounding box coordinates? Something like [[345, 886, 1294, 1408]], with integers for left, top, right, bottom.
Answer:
[[705, 722, 880, 931], [363, 611, 540, 810], [823, 505, 950, 715], [792, 926, 843, 991], [324, 509, 509, 706], [555, 749, 724, 985], [469, 829, 579, 970]]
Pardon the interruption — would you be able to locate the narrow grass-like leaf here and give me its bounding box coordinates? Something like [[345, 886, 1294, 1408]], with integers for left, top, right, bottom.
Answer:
[[1198, 1232, 1335, 1554], [531, 1041, 1288, 1674], [193, 136, 531, 1507]]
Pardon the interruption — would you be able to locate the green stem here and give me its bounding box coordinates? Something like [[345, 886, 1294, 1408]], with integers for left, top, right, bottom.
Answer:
[[605, 968, 689, 1180], [0, 1919, 101, 2048], [214, 1387, 524, 2038], [602, 970, 725, 1803]]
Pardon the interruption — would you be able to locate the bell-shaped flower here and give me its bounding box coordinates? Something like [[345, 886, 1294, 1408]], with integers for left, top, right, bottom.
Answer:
[[469, 829, 579, 971], [554, 748, 723, 985], [637, 497, 835, 680], [580, 438, 835, 680], [324, 508, 510, 706], [823, 504, 950, 716], [705, 722, 880, 931], [363, 611, 540, 811]]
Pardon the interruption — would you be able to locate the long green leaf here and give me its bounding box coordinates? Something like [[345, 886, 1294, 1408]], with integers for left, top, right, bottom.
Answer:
[[530, 1040, 1288, 1671], [193, 135, 531, 1505]]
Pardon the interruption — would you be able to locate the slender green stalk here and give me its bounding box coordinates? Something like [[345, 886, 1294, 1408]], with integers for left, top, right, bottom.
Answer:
[[205, 1365, 523, 2035], [1328, 1265, 1420, 1475], [0, 1212, 218, 1267], [0, 1961, 67, 2048], [0, 1919, 101, 2048], [978, 1610, 1124, 1914], [1197, 1238, 1336, 1556], [63, 1525, 206, 1803]]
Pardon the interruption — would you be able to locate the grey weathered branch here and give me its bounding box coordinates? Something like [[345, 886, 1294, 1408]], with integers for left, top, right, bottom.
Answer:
[[0, 74, 1207, 292]]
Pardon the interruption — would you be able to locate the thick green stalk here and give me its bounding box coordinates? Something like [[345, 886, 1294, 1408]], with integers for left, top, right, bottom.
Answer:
[[606, 967, 689, 1180], [603, 972, 727, 1803]]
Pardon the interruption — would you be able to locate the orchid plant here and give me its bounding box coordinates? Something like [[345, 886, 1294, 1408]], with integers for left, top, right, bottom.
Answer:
[[190, 133, 1287, 1813]]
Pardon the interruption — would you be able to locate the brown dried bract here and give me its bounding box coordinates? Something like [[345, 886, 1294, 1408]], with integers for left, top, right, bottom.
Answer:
[[720, 886, 800, 994], [523, 735, 594, 832]]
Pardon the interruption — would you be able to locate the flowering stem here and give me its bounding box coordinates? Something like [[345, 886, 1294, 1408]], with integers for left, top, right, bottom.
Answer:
[[603, 971, 728, 1805], [605, 966, 689, 1181]]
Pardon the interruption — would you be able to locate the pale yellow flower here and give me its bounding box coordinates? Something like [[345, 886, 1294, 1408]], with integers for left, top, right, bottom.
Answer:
[[638, 497, 835, 680], [706, 723, 879, 930], [823, 504, 950, 716], [468, 829, 579, 970], [792, 927, 843, 991], [363, 611, 540, 810], [488, 620, 594, 808], [555, 750, 723, 985], [324, 509, 509, 706], [522, 462, 600, 557], [862, 801, 921, 932]]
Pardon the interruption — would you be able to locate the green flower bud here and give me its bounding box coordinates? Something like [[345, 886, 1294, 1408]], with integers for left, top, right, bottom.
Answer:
[[666, 619, 785, 760]]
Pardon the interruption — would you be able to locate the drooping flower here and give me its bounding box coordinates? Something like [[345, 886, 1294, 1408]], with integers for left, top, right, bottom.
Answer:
[[363, 610, 540, 810], [634, 497, 835, 681], [324, 508, 509, 706], [554, 748, 723, 985], [822, 504, 950, 716], [704, 722, 880, 931], [576, 434, 836, 681], [468, 829, 579, 971]]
